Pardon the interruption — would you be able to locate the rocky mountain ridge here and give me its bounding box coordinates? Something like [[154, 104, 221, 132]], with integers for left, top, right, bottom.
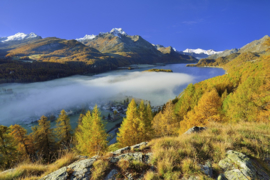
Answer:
[[0, 32, 42, 51], [208, 35, 269, 59], [3, 28, 197, 67], [0, 32, 41, 43]]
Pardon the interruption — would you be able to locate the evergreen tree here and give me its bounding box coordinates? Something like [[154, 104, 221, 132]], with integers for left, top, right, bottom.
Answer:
[[32, 115, 56, 162], [0, 125, 18, 168], [55, 110, 73, 149], [75, 106, 108, 156]]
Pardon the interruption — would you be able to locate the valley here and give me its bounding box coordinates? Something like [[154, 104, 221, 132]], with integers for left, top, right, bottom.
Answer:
[[0, 63, 225, 129]]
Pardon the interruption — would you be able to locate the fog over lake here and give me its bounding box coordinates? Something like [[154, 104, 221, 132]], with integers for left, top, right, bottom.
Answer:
[[0, 64, 225, 126]]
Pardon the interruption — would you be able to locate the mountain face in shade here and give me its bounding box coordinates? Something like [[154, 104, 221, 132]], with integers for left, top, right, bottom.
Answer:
[[153, 45, 197, 62]]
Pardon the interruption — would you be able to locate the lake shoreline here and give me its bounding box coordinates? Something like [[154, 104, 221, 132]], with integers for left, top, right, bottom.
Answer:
[[0, 63, 224, 130]]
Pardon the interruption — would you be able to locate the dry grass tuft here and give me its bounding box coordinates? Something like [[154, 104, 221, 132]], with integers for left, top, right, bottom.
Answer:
[[148, 122, 270, 179], [0, 152, 78, 180], [91, 159, 111, 180]]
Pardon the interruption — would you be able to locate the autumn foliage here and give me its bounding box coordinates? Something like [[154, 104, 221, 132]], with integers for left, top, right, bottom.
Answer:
[[117, 99, 153, 147]]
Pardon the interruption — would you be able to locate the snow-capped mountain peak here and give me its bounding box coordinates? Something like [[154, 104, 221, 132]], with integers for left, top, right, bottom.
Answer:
[[76, 34, 96, 42], [1, 32, 39, 42], [76, 28, 127, 42], [183, 48, 222, 55], [110, 28, 127, 36]]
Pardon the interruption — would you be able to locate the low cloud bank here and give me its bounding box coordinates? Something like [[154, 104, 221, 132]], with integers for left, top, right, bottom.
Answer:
[[0, 71, 193, 125]]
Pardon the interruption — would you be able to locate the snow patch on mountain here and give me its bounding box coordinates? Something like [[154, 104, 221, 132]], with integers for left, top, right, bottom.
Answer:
[[183, 48, 222, 55], [76, 34, 96, 41], [110, 28, 127, 36], [1, 32, 39, 42], [76, 28, 127, 41]]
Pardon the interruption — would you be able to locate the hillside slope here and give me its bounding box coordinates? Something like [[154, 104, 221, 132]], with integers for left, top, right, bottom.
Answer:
[[208, 35, 269, 59]]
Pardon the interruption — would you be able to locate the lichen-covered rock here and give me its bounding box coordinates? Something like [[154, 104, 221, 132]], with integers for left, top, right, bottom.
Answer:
[[104, 169, 118, 180], [126, 173, 133, 180], [199, 161, 213, 177], [144, 153, 153, 164], [113, 146, 130, 155], [218, 150, 270, 180], [41, 157, 97, 180], [184, 126, 206, 135], [40, 142, 151, 180], [109, 152, 143, 163], [40, 167, 68, 180], [130, 142, 148, 150], [181, 175, 199, 180]]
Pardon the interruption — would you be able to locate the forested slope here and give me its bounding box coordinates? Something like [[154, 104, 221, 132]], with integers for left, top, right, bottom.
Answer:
[[154, 38, 270, 134]]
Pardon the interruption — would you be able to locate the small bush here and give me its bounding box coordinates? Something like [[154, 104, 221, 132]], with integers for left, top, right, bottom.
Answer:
[[144, 171, 160, 180], [91, 160, 111, 180]]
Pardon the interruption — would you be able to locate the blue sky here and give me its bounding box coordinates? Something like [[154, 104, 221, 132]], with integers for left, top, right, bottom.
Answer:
[[0, 0, 269, 51]]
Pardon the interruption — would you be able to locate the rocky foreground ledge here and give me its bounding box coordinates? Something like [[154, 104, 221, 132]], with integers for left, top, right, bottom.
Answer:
[[41, 142, 152, 180], [41, 127, 270, 180], [41, 147, 270, 180]]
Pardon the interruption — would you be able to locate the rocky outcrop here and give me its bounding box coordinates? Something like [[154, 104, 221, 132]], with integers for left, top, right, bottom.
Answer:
[[41, 157, 98, 180], [104, 169, 118, 180], [184, 126, 206, 135], [41, 143, 270, 180], [41, 142, 151, 180], [199, 161, 213, 178], [218, 150, 270, 180]]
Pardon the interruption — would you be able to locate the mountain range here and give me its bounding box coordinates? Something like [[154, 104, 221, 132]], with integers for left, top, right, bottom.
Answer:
[[0, 29, 197, 67], [178, 48, 222, 59], [75, 28, 197, 65], [188, 35, 270, 68]]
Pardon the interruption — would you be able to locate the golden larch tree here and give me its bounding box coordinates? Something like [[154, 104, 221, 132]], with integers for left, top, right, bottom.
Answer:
[[152, 100, 178, 137], [0, 125, 18, 168], [75, 105, 108, 156], [31, 115, 57, 162], [10, 124, 34, 159], [55, 110, 73, 149], [179, 88, 222, 134], [117, 99, 146, 147]]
